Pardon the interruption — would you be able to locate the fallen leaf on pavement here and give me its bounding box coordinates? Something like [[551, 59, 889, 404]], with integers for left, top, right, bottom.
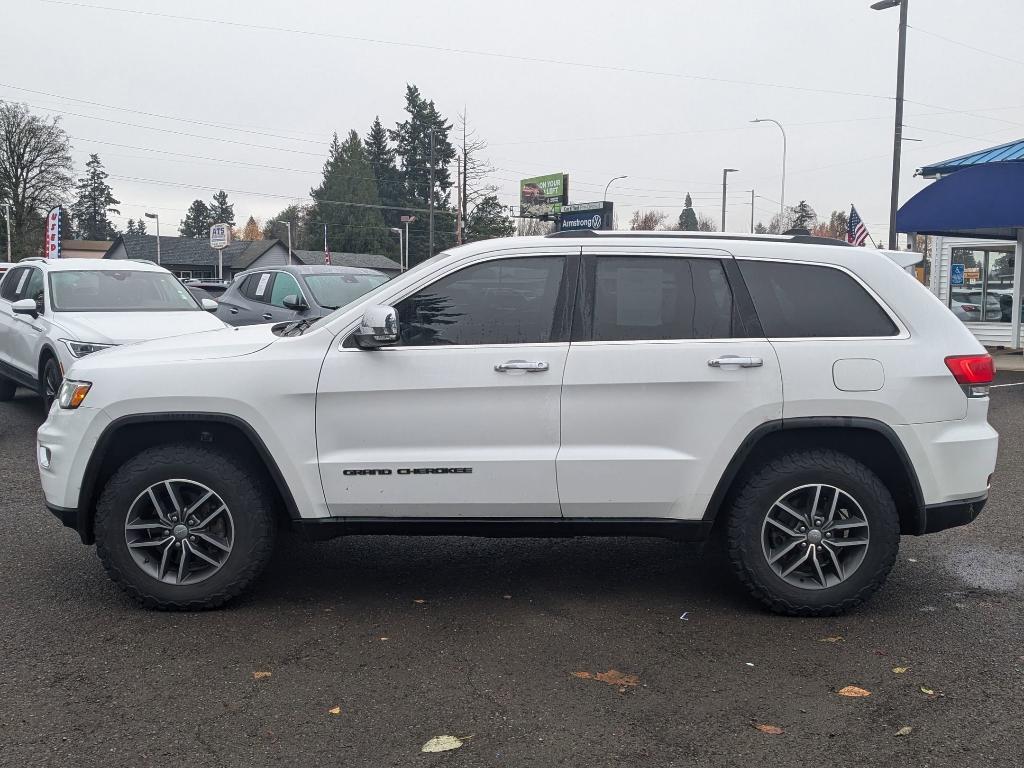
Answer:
[[380, 636, 389, 641], [328, 706, 342, 716], [252, 671, 272, 680], [838, 686, 872, 697], [421, 735, 463, 753], [920, 686, 935, 696], [892, 667, 909, 674], [413, 599, 426, 604], [754, 724, 784, 735], [572, 670, 640, 687], [819, 636, 844, 643], [895, 726, 913, 737]]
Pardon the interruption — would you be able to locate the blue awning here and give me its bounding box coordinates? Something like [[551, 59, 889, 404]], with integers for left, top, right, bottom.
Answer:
[[896, 161, 1024, 240], [919, 137, 1024, 179]]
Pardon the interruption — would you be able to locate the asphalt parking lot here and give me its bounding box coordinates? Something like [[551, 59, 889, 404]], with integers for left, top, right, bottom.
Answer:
[[2, 377, 1023, 768]]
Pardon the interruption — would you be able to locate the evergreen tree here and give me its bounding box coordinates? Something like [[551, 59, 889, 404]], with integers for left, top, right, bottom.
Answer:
[[179, 199, 212, 238], [71, 154, 120, 239], [125, 218, 136, 235], [465, 195, 514, 242], [263, 204, 308, 245], [208, 189, 235, 227], [365, 115, 402, 231], [753, 222, 769, 234], [308, 131, 390, 257], [677, 193, 699, 231], [390, 85, 457, 265], [788, 200, 817, 230], [136, 218, 146, 235], [241, 215, 263, 240]]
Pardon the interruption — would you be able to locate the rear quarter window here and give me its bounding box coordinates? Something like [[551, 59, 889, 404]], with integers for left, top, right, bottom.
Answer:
[[738, 259, 898, 338]]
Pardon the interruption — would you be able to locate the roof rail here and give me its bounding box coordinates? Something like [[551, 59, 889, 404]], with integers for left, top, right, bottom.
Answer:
[[544, 230, 851, 247], [19, 256, 47, 261]]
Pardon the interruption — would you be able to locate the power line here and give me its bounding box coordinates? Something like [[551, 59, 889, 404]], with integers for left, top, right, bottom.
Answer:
[[909, 25, 1024, 69], [41, 0, 896, 103]]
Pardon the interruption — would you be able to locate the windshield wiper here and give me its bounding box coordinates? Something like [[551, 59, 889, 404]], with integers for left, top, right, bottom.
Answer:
[[274, 318, 318, 337]]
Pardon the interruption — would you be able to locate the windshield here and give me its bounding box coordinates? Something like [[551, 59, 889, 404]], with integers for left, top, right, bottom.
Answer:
[[304, 272, 390, 309], [49, 270, 200, 312]]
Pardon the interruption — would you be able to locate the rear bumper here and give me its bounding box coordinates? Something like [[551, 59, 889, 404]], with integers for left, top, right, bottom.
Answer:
[[920, 493, 987, 534]]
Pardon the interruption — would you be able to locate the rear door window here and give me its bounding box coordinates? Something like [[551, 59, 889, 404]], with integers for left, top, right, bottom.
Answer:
[[738, 259, 898, 338], [1, 267, 28, 301]]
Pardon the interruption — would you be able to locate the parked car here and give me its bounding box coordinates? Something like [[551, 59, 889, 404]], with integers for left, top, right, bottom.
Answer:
[[214, 265, 389, 326], [950, 289, 1002, 322], [0, 257, 225, 411], [38, 232, 997, 615], [181, 278, 231, 299]]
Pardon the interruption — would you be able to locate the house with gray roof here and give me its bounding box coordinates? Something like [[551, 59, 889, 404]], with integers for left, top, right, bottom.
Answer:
[[104, 235, 402, 280], [291, 250, 401, 276]]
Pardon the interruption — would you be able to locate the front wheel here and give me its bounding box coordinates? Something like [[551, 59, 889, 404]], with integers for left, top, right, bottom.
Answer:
[[726, 449, 899, 616], [95, 443, 277, 610], [41, 356, 62, 413]]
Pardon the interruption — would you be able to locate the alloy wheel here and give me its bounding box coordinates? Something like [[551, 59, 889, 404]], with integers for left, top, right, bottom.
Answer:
[[124, 479, 235, 585], [760, 484, 870, 590], [43, 361, 61, 410]]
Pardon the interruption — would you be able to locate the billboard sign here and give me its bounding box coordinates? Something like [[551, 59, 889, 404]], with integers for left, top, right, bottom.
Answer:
[[558, 201, 614, 231], [520, 173, 568, 218], [43, 206, 62, 259], [209, 223, 232, 250]]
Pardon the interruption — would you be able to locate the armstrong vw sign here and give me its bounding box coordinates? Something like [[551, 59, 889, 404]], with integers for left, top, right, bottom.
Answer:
[[558, 201, 614, 231]]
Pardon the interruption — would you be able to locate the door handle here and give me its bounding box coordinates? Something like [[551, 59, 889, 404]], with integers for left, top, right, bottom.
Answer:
[[494, 360, 549, 373], [229, 308, 238, 314], [262, 312, 273, 320], [708, 356, 763, 368]]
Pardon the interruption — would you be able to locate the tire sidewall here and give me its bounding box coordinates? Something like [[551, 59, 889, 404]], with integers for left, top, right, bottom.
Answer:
[[96, 447, 275, 607], [730, 453, 899, 610]]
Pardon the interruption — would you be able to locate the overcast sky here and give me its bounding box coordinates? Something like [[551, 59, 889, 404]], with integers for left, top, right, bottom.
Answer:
[[3, 0, 1023, 240]]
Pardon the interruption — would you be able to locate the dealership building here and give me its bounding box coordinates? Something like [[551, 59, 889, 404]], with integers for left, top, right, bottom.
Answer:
[[898, 138, 1024, 349]]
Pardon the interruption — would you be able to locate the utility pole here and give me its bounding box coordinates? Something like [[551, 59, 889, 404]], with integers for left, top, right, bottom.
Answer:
[[872, 0, 909, 250], [456, 155, 463, 245], [750, 190, 755, 233], [428, 127, 435, 259], [721, 168, 738, 232], [462, 113, 469, 236], [2, 202, 11, 262]]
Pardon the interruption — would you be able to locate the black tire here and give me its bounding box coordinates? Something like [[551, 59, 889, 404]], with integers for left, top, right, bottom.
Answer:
[[0, 375, 16, 401], [95, 443, 277, 610], [726, 449, 899, 617], [40, 355, 62, 413]]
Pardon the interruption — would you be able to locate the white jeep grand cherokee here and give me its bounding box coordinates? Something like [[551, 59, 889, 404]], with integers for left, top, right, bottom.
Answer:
[[36, 232, 998, 615]]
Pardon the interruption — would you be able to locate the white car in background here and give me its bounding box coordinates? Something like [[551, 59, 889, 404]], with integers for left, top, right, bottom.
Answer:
[[0, 257, 226, 411]]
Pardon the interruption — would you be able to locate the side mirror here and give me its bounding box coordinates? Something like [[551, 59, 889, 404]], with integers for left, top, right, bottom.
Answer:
[[201, 298, 219, 312], [12, 298, 38, 318], [282, 294, 308, 312], [353, 305, 399, 348]]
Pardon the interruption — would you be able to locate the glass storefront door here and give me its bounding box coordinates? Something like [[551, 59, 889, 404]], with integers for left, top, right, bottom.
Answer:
[[950, 246, 1015, 324]]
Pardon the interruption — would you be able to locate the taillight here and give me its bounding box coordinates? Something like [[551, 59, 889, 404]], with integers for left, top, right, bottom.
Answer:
[[945, 354, 995, 397], [961, 303, 980, 313]]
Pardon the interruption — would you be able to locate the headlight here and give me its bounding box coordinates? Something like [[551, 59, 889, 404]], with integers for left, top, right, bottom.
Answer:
[[61, 339, 117, 358], [57, 379, 91, 409]]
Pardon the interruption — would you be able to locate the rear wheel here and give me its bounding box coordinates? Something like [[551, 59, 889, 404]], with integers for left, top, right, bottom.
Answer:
[[726, 449, 899, 616], [40, 356, 61, 413], [95, 443, 277, 610]]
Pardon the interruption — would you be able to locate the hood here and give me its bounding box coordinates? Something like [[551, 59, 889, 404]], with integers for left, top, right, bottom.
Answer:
[[51, 310, 227, 345], [69, 322, 279, 371]]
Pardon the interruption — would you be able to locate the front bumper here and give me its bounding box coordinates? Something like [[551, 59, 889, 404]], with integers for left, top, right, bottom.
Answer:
[[920, 493, 987, 534]]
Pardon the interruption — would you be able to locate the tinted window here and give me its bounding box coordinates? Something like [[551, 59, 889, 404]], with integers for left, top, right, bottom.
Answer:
[[24, 268, 44, 309], [1, 267, 28, 301], [49, 270, 199, 311], [270, 272, 301, 308], [592, 257, 736, 341], [243, 272, 273, 303], [739, 260, 898, 338], [396, 257, 566, 346]]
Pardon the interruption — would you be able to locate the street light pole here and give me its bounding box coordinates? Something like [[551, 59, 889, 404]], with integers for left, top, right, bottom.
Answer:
[[144, 212, 160, 266], [750, 118, 787, 228], [390, 227, 403, 271], [721, 169, 738, 232], [2, 202, 11, 262], [603, 175, 628, 200], [872, 0, 909, 250], [428, 127, 435, 259], [750, 189, 755, 233]]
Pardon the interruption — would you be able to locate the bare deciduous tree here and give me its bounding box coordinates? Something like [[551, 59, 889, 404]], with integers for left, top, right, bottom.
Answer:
[[629, 210, 668, 230], [0, 103, 74, 259], [457, 110, 499, 242], [696, 213, 718, 231]]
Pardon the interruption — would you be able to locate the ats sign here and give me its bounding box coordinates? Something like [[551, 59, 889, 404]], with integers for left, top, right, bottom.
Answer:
[[209, 223, 231, 250]]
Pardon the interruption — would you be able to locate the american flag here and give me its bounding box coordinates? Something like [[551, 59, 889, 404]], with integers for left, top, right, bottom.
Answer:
[[323, 223, 331, 265], [847, 205, 869, 246]]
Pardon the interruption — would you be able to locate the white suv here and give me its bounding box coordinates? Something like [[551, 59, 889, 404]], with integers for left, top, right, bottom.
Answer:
[[36, 233, 998, 615], [0, 258, 226, 410]]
